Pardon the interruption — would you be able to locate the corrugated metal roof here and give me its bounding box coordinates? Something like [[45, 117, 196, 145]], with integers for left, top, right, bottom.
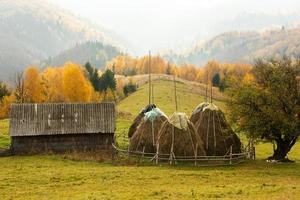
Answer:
[[9, 103, 115, 136]]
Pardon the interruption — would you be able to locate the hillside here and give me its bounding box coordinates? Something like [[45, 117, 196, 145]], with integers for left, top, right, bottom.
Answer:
[[117, 74, 224, 103], [0, 0, 123, 80], [165, 28, 300, 65], [117, 80, 224, 117], [116, 79, 225, 144], [43, 41, 122, 68]]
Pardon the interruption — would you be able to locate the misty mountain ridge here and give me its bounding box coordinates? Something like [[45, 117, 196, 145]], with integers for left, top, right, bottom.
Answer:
[[0, 0, 124, 80], [1, 0, 300, 81], [43, 41, 123, 68], [164, 27, 300, 66]]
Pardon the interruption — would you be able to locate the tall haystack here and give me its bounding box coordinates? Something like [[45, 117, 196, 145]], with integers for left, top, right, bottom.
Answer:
[[190, 103, 241, 156], [157, 113, 206, 160], [129, 108, 168, 153], [128, 104, 156, 138]]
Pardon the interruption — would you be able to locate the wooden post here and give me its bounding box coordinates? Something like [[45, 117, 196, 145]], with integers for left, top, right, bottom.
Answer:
[[173, 75, 178, 111], [140, 146, 145, 163], [229, 145, 233, 165], [148, 50, 151, 105], [128, 138, 131, 162], [194, 145, 198, 166], [156, 143, 159, 165]]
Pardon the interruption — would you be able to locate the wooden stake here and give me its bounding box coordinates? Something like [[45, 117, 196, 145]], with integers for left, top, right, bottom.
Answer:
[[156, 143, 159, 165], [229, 146, 233, 165], [170, 126, 175, 164], [141, 146, 145, 163], [173, 75, 178, 111], [206, 71, 208, 102], [152, 83, 154, 104], [210, 79, 213, 103], [148, 50, 151, 105]]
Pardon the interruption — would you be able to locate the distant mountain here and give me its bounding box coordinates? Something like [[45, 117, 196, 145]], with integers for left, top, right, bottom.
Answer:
[[0, 0, 124, 80], [212, 12, 300, 34], [165, 28, 300, 66], [43, 41, 122, 68]]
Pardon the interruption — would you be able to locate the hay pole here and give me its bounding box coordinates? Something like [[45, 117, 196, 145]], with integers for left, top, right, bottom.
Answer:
[[148, 50, 151, 105], [169, 125, 175, 164], [212, 111, 217, 156], [152, 82, 154, 104], [173, 75, 178, 111], [206, 111, 210, 151], [156, 143, 159, 165], [210, 78, 213, 103], [206, 70, 208, 102], [152, 120, 155, 146]]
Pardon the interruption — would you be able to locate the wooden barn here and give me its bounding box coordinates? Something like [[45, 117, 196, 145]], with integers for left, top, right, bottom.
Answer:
[[9, 103, 115, 154]]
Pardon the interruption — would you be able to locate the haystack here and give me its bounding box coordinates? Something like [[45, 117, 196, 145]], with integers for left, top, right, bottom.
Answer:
[[156, 113, 206, 160], [128, 104, 156, 138], [190, 103, 241, 156], [129, 108, 168, 153]]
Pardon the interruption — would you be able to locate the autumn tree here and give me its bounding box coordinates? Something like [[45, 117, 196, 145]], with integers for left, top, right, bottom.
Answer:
[[62, 62, 92, 102], [227, 58, 300, 162], [42, 67, 64, 102], [0, 81, 13, 119], [13, 71, 26, 103], [0, 94, 15, 119], [23, 67, 46, 103]]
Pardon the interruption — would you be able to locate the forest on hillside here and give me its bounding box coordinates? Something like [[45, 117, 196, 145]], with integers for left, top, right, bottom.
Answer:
[[164, 28, 300, 65]]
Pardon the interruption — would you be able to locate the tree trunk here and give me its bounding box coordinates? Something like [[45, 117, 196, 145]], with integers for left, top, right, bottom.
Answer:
[[268, 137, 297, 162], [269, 139, 288, 161]]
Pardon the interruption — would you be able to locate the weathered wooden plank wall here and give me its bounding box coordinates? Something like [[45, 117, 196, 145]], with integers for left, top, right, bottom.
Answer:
[[9, 103, 115, 137], [11, 133, 114, 154]]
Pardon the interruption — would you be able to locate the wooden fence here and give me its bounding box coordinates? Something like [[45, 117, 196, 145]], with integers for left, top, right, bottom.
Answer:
[[113, 135, 255, 166]]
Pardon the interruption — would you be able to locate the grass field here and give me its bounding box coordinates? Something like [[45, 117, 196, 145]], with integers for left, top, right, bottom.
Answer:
[[0, 80, 300, 200]]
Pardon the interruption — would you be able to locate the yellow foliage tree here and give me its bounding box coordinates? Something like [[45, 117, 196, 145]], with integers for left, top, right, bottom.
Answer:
[[62, 62, 93, 102], [0, 94, 15, 119], [242, 72, 255, 85], [42, 67, 64, 102], [23, 67, 46, 103]]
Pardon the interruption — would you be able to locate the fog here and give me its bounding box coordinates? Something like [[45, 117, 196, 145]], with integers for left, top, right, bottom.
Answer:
[[51, 0, 300, 55]]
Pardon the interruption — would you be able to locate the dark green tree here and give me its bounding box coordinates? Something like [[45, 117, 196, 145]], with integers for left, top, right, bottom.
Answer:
[[212, 73, 220, 87], [99, 69, 117, 101], [226, 58, 300, 162], [123, 82, 137, 96], [84, 62, 101, 91]]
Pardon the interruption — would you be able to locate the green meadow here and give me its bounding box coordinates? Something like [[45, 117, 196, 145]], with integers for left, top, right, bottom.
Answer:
[[0, 80, 299, 200]]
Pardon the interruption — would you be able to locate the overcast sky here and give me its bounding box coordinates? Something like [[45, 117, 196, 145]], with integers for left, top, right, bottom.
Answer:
[[50, 0, 300, 55]]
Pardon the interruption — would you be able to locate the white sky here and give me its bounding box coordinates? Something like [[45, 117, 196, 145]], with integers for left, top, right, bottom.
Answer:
[[50, 0, 300, 55]]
